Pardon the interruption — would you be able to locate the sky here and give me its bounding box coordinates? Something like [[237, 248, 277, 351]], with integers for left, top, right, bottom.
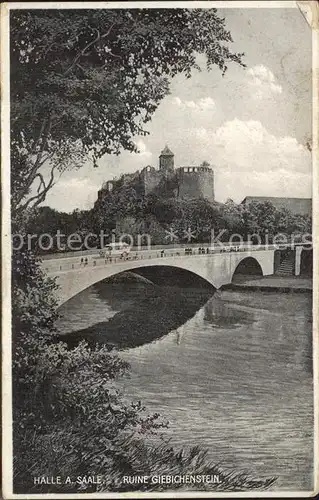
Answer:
[[41, 6, 312, 213]]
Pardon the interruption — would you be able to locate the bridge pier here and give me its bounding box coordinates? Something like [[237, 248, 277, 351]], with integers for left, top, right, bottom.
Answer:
[[294, 246, 303, 276]]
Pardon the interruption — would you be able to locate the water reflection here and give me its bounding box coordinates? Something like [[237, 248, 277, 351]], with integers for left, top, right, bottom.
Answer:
[[57, 278, 214, 349], [203, 295, 254, 329]]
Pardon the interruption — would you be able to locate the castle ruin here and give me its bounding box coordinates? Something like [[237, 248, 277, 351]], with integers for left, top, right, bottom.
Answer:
[[97, 146, 215, 203]]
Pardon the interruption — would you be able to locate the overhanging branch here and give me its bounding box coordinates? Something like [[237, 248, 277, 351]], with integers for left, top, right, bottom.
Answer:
[[17, 165, 57, 212]]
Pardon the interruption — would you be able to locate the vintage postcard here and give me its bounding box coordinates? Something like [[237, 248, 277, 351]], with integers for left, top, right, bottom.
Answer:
[[1, 1, 318, 498]]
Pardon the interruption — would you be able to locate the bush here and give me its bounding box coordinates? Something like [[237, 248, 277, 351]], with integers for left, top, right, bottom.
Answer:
[[13, 340, 168, 493]]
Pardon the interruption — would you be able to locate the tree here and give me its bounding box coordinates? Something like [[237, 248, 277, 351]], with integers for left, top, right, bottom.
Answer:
[[12, 250, 59, 428], [11, 8, 244, 213], [220, 199, 245, 236]]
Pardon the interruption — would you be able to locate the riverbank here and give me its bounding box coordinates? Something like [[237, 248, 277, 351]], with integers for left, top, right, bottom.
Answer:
[[222, 276, 312, 293]]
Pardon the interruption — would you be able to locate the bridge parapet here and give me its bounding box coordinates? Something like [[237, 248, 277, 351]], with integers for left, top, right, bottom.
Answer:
[[42, 245, 276, 275]]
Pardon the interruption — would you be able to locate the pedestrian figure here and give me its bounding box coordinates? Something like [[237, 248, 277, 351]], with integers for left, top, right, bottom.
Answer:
[[84, 257, 88, 266], [80, 257, 84, 266]]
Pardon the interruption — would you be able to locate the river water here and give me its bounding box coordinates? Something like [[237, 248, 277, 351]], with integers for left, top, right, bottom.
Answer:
[[57, 274, 314, 491]]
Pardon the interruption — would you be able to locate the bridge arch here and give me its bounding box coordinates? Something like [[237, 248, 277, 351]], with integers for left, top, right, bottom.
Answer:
[[56, 262, 218, 307], [232, 256, 263, 282], [128, 265, 216, 290]]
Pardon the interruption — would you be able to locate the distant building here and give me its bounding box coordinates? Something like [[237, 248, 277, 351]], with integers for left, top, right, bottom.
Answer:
[[241, 196, 312, 216], [96, 146, 215, 204]]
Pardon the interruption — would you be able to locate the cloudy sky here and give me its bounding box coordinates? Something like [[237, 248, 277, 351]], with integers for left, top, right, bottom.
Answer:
[[42, 6, 312, 212]]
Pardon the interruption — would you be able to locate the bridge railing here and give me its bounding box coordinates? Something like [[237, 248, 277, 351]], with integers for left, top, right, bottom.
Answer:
[[39, 241, 254, 260], [42, 245, 274, 274]]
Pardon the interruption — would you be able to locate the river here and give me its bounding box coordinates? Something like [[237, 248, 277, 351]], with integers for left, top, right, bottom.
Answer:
[[56, 272, 313, 491]]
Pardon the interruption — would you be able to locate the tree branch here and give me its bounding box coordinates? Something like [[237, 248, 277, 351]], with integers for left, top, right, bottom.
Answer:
[[17, 165, 57, 212], [31, 118, 47, 155], [64, 23, 116, 76], [35, 173, 46, 193], [64, 28, 101, 76], [14, 118, 53, 209]]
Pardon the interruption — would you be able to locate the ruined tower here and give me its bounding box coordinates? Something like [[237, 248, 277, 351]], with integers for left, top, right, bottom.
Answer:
[[176, 162, 215, 202], [159, 145, 174, 173]]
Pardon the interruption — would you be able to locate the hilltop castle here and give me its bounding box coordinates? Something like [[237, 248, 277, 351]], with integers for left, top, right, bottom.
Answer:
[[96, 146, 215, 203]]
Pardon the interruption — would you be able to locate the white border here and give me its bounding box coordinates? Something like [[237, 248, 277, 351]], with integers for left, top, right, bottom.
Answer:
[[1, 1, 318, 498], [1, 1, 13, 499], [1, 1, 300, 10], [311, 2, 319, 498]]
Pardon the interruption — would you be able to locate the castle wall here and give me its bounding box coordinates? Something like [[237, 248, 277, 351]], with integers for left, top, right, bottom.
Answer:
[[177, 167, 214, 201], [143, 168, 163, 196]]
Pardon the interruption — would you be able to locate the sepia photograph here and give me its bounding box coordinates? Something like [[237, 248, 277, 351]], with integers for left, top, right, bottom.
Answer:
[[1, 1, 318, 498]]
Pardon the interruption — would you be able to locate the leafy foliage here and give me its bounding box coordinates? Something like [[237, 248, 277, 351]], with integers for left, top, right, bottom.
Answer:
[[24, 195, 312, 254], [12, 250, 59, 382]]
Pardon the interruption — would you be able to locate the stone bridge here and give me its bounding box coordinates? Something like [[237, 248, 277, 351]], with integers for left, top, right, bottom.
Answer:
[[43, 247, 276, 306]]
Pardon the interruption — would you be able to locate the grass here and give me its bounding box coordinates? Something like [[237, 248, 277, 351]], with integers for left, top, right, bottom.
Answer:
[[14, 431, 277, 493]]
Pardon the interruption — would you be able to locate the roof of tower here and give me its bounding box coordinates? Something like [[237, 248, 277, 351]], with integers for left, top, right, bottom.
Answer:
[[159, 145, 174, 157]]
